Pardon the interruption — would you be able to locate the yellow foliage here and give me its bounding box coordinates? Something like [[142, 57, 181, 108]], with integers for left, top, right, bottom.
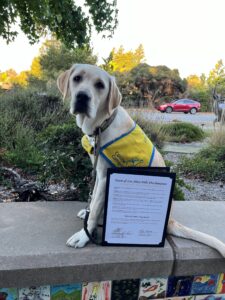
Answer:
[[12, 71, 29, 87], [0, 72, 8, 82], [186, 75, 202, 88], [0, 68, 29, 88], [30, 56, 43, 79], [0, 69, 17, 89], [110, 44, 145, 72]]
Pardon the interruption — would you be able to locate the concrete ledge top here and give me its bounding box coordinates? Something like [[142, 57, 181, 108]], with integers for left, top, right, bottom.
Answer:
[[170, 201, 225, 275], [0, 201, 225, 287]]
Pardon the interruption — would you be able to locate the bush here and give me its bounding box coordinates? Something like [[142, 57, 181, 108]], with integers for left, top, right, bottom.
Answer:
[[178, 129, 225, 181], [178, 144, 225, 181], [0, 87, 72, 171], [165, 160, 192, 200], [0, 87, 70, 138], [187, 87, 211, 112], [162, 122, 205, 143], [3, 124, 43, 171], [37, 121, 92, 200]]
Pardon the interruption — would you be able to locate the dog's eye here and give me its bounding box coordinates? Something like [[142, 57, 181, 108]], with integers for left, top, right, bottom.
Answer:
[[95, 81, 105, 89], [73, 75, 82, 82]]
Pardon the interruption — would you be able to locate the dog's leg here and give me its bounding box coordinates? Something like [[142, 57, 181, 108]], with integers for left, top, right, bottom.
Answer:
[[167, 218, 225, 257], [66, 177, 106, 248], [77, 177, 99, 220]]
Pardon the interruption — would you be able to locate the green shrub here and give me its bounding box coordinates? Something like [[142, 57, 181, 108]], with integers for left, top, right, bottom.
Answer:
[[37, 121, 92, 200], [0, 88, 70, 139], [0, 87, 72, 172], [173, 176, 186, 201], [162, 122, 205, 143], [3, 124, 43, 171], [178, 144, 225, 181], [165, 160, 192, 200]]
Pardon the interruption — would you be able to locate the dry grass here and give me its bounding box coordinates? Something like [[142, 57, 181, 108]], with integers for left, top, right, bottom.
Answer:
[[209, 127, 225, 147], [132, 114, 169, 149]]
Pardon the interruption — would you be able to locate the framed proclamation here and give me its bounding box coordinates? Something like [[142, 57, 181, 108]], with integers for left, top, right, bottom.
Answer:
[[102, 168, 176, 247]]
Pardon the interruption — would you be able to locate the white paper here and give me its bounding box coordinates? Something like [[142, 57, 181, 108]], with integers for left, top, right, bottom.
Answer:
[[105, 173, 173, 245]]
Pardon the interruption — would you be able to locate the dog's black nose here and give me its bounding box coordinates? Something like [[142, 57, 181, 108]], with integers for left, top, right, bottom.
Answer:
[[75, 91, 90, 114], [76, 91, 90, 102]]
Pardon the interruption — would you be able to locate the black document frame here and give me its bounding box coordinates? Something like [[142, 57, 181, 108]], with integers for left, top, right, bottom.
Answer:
[[102, 167, 175, 247]]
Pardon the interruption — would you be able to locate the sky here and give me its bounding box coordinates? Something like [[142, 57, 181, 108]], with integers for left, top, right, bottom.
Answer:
[[0, 0, 225, 78]]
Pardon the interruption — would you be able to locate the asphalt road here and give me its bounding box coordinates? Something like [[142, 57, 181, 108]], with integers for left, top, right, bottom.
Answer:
[[130, 110, 216, 128]]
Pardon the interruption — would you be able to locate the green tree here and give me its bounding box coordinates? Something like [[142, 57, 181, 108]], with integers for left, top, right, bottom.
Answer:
[[188, 87, 211, 112], [0, 0, 118, 48], [101, 51, 114, 73], [115, 63, 186, 108], [39, 39, 97, 81], [131, 64, 186, 107], [207, 59, 225, 95], [186, 74, 211, 112]]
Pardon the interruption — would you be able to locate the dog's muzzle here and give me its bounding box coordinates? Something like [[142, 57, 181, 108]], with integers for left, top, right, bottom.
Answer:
[[73, 91, 91, 115]]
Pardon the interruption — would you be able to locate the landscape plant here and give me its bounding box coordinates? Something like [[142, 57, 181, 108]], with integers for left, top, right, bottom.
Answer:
[[0, 87, 69, 170], [162, 122, 205, 143], [37, 121, 92, 200], [178, 128, 225, 182]]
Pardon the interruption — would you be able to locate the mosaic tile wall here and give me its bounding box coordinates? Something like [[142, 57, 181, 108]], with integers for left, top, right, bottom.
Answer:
[[1, 273, 225, 300]]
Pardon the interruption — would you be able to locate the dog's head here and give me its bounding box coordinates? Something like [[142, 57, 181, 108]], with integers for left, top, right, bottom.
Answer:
[[57, 64, 122, 119]]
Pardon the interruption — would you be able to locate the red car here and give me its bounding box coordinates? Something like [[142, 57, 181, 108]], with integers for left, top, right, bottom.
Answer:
[[157, 99, 201, 114]]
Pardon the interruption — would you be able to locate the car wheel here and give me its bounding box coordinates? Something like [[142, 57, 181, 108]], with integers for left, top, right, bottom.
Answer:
[[190, 108, 197, 114], [165, 106, 173, 113], [184, 112, 188, 114]]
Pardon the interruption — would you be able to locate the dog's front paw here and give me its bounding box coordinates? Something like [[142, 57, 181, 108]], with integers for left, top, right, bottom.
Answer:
[[66, 229, 89, 248], [77, 208, 87, 220]]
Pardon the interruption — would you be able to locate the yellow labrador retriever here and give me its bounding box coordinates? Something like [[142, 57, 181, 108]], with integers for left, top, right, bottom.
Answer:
[[57, 64, 225, 256]]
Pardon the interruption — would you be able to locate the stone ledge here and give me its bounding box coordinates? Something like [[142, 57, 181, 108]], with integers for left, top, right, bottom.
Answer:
[[0, 201, 224, 288], [0, 202, 173, 287], [170, 201, 225, 275]]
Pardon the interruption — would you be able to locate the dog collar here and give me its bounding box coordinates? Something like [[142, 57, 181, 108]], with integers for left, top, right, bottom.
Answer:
[[89, 108, 118, 137]]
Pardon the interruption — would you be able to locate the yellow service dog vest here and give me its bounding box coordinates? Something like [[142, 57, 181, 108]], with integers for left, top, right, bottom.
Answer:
[[81, 124, 155, 167]]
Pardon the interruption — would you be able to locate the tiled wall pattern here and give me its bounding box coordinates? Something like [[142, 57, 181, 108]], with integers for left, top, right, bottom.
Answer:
[[1, 273, 225, 300]]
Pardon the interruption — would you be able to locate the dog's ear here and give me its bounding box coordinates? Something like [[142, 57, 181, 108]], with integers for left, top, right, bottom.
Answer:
[[57, 66, 75, 101], [107, 76, 122, 115]]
